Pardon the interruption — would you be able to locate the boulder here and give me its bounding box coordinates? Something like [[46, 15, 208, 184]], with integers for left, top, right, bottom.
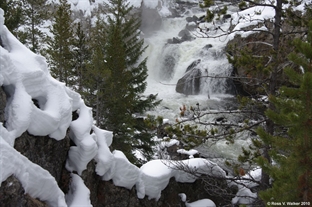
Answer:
[[167, 29, 194, 45], [176, 68, 202, 95], [186, 59, 201, 72], [167, 38, 182, 44], [176, 59, 203, 95], [222, 14, 232, 22], [190, 15, 199, 22], [185, 22, 197, 30], [178, 29, 194, 41]]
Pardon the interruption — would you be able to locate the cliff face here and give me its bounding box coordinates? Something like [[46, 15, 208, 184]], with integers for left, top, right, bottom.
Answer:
[[0, 85, 226, 207]]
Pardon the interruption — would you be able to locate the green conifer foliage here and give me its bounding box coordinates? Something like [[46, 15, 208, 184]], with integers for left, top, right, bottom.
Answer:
[[258, 21, 312, 202], [199, 0, 228, 22], [84, 16, 109, 126], [0, 0, 23, 35], [97, 0, 160, 164], [72, 22, 90, 93], [47, 0, 74, 86], [20, 0, 50, 53]]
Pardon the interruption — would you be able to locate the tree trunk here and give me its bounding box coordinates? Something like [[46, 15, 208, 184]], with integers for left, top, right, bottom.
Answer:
[[261, 0, 283, 190]]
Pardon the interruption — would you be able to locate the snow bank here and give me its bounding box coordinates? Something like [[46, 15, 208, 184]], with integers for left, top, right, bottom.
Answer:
[[137, 160, 173, 200], [227, 0, 310, 40], [103, 150, 140, 189], [136, 158, 226, 200], [179, 193, 216, 207], [228, 4, 275, 40], [232, 187, 257, 206], [186, 199, 216, 207], [231, 168, 261, 206], [177, 149, 198, 158], [0, 17, 72, 143], [66, 103, 98, 175], [93, 126, 114, 176], [159, 138, 179, 149], [65, 173, 92, 207]]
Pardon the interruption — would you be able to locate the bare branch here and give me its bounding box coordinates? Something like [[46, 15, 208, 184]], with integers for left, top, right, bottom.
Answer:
[[161, 159, 261, 205]]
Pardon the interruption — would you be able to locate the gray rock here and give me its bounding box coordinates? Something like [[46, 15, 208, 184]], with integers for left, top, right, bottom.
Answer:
[[0, 86, 6, 123], [176, 68, 202, 95], [186, 59, 201, 72], [0, 175, 47, 207], [176, 59, 203, 95], [185, 22, 198, 30]]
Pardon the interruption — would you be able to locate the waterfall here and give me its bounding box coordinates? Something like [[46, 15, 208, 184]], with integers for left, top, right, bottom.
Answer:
[[143, 1, 234, 116], [141, 0, 253, 164]]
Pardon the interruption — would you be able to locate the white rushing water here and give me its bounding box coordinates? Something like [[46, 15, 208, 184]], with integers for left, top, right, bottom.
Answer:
[[143, 3, 234, 121], [142, 2, 253, 161]]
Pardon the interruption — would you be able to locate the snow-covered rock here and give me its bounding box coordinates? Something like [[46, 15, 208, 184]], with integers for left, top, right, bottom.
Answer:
[[1, 7, 229, 205], [65, 173, 92, 207], [136, 158, 226, 200], [0, 136, 67, 206], [186, 199, 216, 207]]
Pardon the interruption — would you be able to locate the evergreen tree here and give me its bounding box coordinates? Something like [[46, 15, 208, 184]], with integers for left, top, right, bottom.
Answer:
[[19, 0, 50, 53], [72, 22, 91, 93], [257, 20, 312, 203], [227, 0, 312, 193], [84, 16, 108, 126], [199, 0, 227, 22], [0, 0, 23, 35], [47, 0, 74, 86], [98, 0, 160, 164]]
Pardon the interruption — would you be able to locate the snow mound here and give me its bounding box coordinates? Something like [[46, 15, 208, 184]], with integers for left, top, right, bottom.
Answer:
[[65, 173, 92, 207], [0, 20, 72, 142], [103, 150, 140, 189], [66, 103, 98, 175], [136, 158, 226, 200], [186, 199, 216, 207]]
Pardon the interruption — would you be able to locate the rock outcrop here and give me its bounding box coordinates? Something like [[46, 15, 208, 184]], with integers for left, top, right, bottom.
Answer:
[[0, 176, 47, 207], [0, 86, 232, 207]]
